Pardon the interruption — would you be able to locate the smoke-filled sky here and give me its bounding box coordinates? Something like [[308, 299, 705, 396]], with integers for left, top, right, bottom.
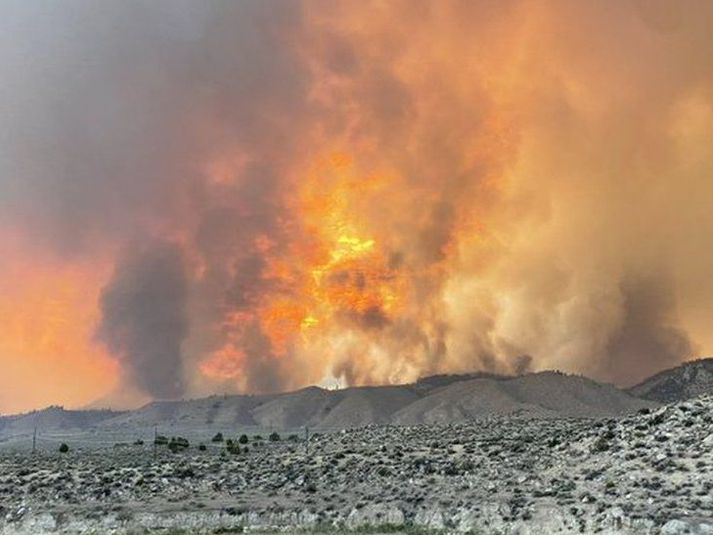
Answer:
[[1, 0, 713, 413]]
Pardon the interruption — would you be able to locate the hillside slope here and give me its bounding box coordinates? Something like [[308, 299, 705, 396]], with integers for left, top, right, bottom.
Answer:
[[628, 357, 713, 402], [0, 406, 121, 438], [0, 370, 661, 441], [392, 371, 654, 424]]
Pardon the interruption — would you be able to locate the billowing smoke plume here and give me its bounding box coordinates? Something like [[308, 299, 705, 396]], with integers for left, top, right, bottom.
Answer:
[[97, 240, 188, 398], [596, 275, 696, 386], [1, 0, 713, 409]]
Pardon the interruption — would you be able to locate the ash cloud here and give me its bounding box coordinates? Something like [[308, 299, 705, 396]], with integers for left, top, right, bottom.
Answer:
[[0, 0, 307, 256], [597, 275, 698, 386], [97, 240, 189, 399], [0, 0, 310, 398]]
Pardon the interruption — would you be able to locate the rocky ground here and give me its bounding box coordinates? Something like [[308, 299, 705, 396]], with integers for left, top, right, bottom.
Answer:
[[1, 397, 712, 534]]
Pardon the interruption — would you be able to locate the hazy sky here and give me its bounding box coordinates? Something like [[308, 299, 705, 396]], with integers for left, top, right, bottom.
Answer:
[[1, 0, 713, 413]]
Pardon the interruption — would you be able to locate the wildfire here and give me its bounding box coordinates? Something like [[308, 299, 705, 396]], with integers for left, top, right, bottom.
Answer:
[[204, 152, 408, 381], [199, 343, 245, 380]]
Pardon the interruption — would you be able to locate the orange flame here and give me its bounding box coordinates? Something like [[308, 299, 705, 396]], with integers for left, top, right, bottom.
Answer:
[[205, 152, 409, 381]]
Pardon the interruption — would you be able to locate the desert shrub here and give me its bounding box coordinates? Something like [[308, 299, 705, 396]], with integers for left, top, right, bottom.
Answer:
[[238, 434, 248, 444], [168, 437, 189, 453], [269, 432, 280, 442], [460, 460, 475, 472], [212, 432, 224, 443], [175, 467, 195, 478], [58, 443, 69, 453], [253, 434, 263, 441], [199, 444, 207, 451], [226, 441, 241, 454], [134, 439, 144, 446], [154, 435, 169, 446], [650, 413, 666, 426], [288, 434, 299, 442], [591, 436, 610, 452]]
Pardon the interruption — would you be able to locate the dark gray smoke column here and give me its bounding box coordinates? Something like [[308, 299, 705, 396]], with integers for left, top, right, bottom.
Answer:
[[97, 240, 189, 399], [597, 275, 697, 386]]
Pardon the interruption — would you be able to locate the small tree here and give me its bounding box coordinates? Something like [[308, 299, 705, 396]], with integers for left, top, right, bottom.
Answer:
[[269, 432, 280, 442], [211, 432, 224, 443], [238, 434, 248, 444], [58, 443, 69, 453]]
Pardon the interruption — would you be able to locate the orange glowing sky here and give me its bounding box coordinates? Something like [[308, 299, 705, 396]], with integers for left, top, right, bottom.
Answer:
[[0, 235, 118, 413]]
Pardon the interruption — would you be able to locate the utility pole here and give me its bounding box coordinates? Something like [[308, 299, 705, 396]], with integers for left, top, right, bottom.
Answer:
[[32, 425, 37, 454], [153, 424, 157, 460], [304, 426, 309, 457]]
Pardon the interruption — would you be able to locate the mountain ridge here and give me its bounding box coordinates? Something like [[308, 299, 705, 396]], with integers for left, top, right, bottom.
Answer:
[[0, 369, 659, 441], [627, 357, 713, 403]]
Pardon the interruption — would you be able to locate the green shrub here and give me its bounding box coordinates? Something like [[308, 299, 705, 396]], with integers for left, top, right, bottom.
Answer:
[[212, 432, 224, 443], [592, 436, 610, 452], [168, 437, 189, 453], [650, 413, 666, 426], [58, 443, 69, 453], [269, 432, 280, 442], [238, 434, 248, 444]]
